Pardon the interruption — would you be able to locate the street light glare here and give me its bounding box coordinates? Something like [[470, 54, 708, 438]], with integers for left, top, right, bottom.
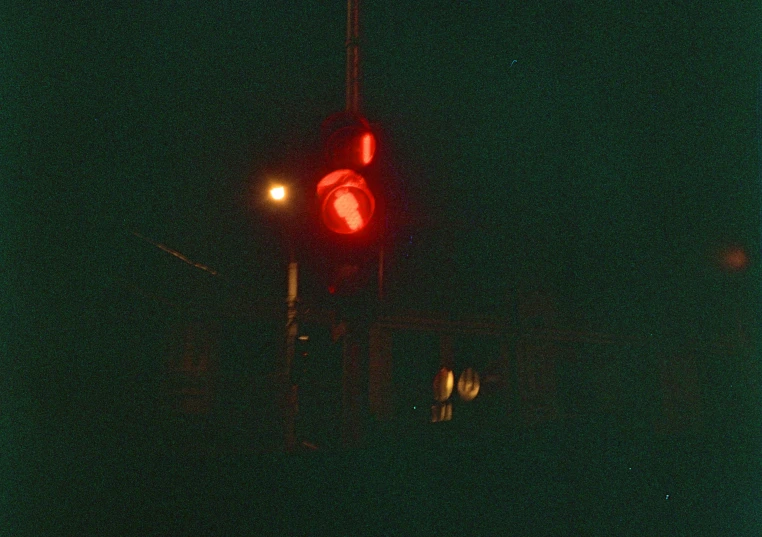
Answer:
[[270, 185, 286, 201]]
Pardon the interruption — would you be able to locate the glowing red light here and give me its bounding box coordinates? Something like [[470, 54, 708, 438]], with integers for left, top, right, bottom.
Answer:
[[316, 169, 375, 234], [333, 190, 362, 231], [326, 127, 375, 169], [361, 132, 374, 166], [723, 247, 749, 271]]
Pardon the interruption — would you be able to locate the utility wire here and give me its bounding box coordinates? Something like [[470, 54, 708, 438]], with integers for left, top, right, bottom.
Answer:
[[124, 230, 285, 319], [130, 230, 219, 276]]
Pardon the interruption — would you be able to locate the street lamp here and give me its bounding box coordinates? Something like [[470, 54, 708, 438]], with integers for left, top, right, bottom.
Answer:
[[269, 185, 286, 202]]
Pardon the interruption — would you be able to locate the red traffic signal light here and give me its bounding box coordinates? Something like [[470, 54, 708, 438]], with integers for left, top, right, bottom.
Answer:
[[317, 113, 378, 236], [317, 169, 375, 234]]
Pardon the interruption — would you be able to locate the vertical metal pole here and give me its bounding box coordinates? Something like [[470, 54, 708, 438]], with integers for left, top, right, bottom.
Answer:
[[377, 244, 384, 301], [341, 336, 352, 445], [340, 0, 361, 449], [346, 0, 360, 113], [368, 324, 393, 421], [282, 247, 298, 452]]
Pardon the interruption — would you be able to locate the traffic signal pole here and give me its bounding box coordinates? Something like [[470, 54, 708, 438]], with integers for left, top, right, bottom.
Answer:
[[345, 0, 360, 114], [277, 0, 376, 452], [345, 0, 385, 302], [340, 0, 366, 447]]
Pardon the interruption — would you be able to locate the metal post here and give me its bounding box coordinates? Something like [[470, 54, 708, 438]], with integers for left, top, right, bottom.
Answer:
[[377, 244, 384, 301], [346, 0, 360, 113], [282, 248, 298, 452], [368, 324, 393, 421], [342, 335, 362, 446]]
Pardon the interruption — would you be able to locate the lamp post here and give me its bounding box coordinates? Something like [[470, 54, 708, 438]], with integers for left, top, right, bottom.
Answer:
[[269, 184, 298, 452]]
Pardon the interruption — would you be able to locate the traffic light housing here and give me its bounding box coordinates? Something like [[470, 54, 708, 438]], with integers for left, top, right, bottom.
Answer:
[[316, 112, 379, 239], [311, 112, 384, 297]]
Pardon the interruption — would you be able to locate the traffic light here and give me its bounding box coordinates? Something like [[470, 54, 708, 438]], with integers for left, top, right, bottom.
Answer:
[[310, 112, 384, 297], [316, 112, 378, 238], [316, 169, 375, 234]]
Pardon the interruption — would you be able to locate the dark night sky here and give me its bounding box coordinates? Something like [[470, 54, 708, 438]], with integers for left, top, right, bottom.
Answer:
[[5, 1, 759, 363], [2, 5, 759, 366], [2, 1, 761, 532]]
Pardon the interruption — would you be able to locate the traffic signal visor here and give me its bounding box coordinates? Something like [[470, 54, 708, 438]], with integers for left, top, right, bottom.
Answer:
[[326, 126, 376, 169]]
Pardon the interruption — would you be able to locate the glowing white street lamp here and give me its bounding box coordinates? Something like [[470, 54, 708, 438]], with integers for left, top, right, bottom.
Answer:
[[269, 185, 286, 201]]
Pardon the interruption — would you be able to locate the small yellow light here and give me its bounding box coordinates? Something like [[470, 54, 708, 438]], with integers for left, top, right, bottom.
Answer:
[[457, 368, 480, 402], [431, 402, 453, 423], [433, 367, 454, 402], [269, 185, 286, 201]]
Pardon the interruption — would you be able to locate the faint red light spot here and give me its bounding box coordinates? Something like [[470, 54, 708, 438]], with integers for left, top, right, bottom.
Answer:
[[333, 190, 362, 231], [723, 247, 749, 271]]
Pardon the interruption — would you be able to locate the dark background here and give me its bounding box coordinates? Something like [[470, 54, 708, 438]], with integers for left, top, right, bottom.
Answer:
[[3, 1, 760, 534]]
